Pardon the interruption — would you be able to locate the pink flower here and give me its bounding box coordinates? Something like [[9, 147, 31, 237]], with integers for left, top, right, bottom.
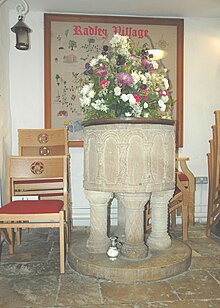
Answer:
[[141, 59, 154, 71], [100, 79, 109, 89], [116, 72, 133, 87]]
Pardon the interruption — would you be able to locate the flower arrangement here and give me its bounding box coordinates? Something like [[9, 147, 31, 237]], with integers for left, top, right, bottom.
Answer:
[[79, 34, 174, 122]]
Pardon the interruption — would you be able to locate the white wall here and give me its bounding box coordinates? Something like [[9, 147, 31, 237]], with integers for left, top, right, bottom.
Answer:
[[9, 11, 220, 224], [0, 2, 11, 205], [180, 18, 220, 176], [9, 11, 44, 139], [181, 18, 220, 222]]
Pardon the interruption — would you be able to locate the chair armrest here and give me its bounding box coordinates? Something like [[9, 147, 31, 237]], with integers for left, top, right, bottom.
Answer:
[[176, 157, 189, 161], [176, 157, 195, 192]]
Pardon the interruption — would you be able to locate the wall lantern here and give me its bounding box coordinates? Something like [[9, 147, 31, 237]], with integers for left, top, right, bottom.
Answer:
[[11, 0, 32, 51]]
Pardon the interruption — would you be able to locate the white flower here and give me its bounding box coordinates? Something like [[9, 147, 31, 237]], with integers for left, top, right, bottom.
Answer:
[[88, 90, 95, 98], [80, 96, 91, 107], [152, 61, 159, 69], [143, 112, 149, 118], [162, 115, 171, 119], [80, 84, 92, 95], [121, 94, 129, 102], [91, 99, 105, 110], [161, 95, 169, 103], [90, 58, 98, 66], [144, 102, 148, 109], [97, 54, 107, 61], [79, 97, 85, 107], [119, 47, 130, 57], [131, 71, 140, 84], [132, 104, 143, 117], [102, 88, 108, 95], [158, 99, 166, 112], [109, 33, 121, 46], [109, 34, 130, 57], [100, 105, 109, 112], [163, 78, 169, 90], [144, 72, 151, 80], [125, 112, 132, 117], [127, 94, 136, 105], [114, 86, 121, 96], [140, 75, 147, 84]]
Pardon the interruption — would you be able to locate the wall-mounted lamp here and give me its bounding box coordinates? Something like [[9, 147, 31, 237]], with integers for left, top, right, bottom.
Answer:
[[11, 0, 32, 51]]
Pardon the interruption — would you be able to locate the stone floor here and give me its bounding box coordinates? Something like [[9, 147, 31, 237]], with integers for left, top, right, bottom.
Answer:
[[0, 224, 220, 308]]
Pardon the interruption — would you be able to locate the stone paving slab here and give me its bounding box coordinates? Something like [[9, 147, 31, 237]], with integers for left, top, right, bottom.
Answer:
[[56, 273, 102, 306], [186, 237, 220, 256], [191, 255, 220, 270], [168, 269, 220, 300], [137, 299, 220, 307], [0, 275, 59, 308], [100, 281, 179, 304]]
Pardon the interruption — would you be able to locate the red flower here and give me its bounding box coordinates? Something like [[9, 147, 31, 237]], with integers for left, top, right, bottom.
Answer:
[[133, 94, 141, 103], [131, 54, 140, 59], [157, 89, 170, 96], [100, 79, 109, 89], [96, 65, 107, 77], [140, 89, 149, 100]]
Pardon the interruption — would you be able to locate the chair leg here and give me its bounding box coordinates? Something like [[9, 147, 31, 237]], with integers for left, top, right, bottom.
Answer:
[[206, 202, 213, 237], [171, 210, 177, 229], [0, 228, 11, 244], [188, 193, 195, 226], [8, 228, 14, 254], [65, 223, 69, 253], [182, 196, 188, 241], [15, 228, 21, 245], [59, 211, 65, 274]]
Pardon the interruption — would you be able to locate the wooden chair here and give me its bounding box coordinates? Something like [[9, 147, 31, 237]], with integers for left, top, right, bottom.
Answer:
[[17, 128, 72, 241], [175, 157, 195, 226], [0, 228, 11, 245], [145, 201, 151, 232], [18, 128, 69, 156], [168, 171, 190, 240], [206, 110, 220, 236], [0, 155, 68, 273]]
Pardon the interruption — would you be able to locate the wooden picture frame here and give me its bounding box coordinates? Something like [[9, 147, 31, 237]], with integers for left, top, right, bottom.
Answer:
[[44, 14, 184, 147]]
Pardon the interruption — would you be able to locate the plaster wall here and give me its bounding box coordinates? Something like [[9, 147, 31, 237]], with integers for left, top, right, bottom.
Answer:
[[0, 3, 11, 205]]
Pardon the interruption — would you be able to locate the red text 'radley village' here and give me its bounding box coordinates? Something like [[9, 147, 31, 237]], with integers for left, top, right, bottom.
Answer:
[[72, 25, 149, 38]]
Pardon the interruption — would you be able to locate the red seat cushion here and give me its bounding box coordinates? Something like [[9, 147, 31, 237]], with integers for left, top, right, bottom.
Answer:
[[0, 200, 63, 214], [178, 172, 189, 181]]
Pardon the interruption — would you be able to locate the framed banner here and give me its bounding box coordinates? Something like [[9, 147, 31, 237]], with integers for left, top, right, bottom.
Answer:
[[44, 14, 184, 147]]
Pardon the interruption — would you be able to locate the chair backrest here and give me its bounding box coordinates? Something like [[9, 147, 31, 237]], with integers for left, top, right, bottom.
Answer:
[[214, 111, 220, 191], [18, 128, 69, 156], [6, 156, 68, 213]]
